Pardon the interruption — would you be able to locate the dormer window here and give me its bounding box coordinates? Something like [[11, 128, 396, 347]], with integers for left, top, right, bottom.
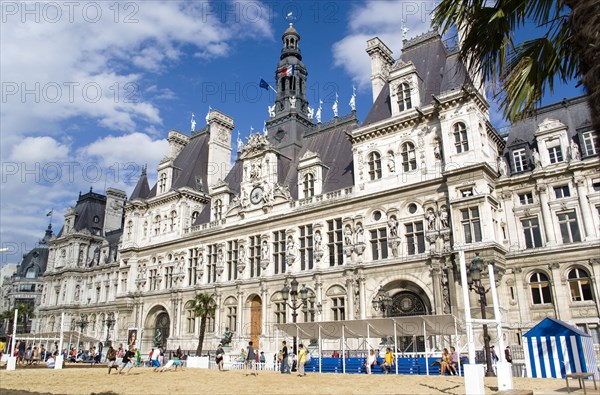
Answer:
[[169, 210, 177, 231], [158, 173, 167, 193], [368, 152, 382, 180], [512, 148, 527, 173], [546, 139, 563, 163], [213, 199, 223, 221], [453, 122, 469, 153], [154, 215, 161, 235], [397, 83, 412, 111], [191, 211, 199, 223], [581, 131, 598, 156], [401, 142, 416, 171], [303, 173, 315, 198]]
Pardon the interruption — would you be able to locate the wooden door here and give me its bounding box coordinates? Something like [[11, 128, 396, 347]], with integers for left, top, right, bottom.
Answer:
[[250, 296, 262, 349]]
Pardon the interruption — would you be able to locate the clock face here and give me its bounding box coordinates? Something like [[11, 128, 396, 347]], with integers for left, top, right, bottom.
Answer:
[[250, 187, 264, 204]]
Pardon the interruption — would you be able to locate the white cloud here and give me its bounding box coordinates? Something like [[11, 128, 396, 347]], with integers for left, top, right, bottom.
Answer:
[[9, 136, 70, 163], [332, 1, 437, 90]]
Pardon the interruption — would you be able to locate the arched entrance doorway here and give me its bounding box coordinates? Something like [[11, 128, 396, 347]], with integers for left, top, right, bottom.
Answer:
[[153, 312, 170, 348], [382, 280, 432, 353], [249, 295, 262, 349]]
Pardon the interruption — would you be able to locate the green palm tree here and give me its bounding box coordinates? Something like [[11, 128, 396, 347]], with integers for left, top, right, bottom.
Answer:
[[16, 303, 35, 333], [433, 0, 599, 130], [190, 293, 217, 356], [0, 309, 16, 334]]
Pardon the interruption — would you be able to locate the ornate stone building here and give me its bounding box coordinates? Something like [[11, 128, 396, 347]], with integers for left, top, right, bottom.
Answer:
[[37, 24, 600, 353]]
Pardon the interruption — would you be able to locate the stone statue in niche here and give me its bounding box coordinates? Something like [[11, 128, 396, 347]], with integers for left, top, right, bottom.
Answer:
[[426, 209, 436, 231], [388, 216, 398, 237], [387, 151, 395, 173], [532, 148, 542, 169], [344, 225, 353, 246], [289, 96, 297, 109], [569, 139, 580, 161], [268, 104, 276, 118], [497, 156, 508, 176], [439, 207, 449, 229]]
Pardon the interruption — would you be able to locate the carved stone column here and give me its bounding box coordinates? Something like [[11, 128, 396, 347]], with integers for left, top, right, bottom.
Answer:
[[214, 291, 222, 334], [357, 271, 367, 319], [547, 262, 563, 320], [236, 286, 244, 339], [429, 259, 442, 315], [575, 177, 596, 240], [512, 267, 530, 325], [314, 274, 323, 322], [536, 184, 556, 245], [345, 272, 355, 321], [260, 282, 268, 336]]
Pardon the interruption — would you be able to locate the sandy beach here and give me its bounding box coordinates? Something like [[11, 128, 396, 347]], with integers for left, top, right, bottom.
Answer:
[[0, 366, 573, 395]]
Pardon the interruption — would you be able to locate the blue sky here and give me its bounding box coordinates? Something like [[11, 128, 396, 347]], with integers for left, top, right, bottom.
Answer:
[[0, 0, 583, 266]]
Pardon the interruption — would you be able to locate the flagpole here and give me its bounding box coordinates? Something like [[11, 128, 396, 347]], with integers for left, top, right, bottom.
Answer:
[[260, 77, 277, 93]]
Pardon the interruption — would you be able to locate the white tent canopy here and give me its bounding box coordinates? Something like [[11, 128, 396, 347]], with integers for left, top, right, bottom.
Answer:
[[275, 315, 463, 375], [275, 315, 460, 339]]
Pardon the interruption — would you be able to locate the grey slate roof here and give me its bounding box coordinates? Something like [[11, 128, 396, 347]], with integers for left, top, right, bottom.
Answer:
[[57, 190, 106, 237], [147, 132, 210, 198], [363, 32, 468, 126], [130, 167, 150, 200], [194, 114, 358, 226], [14, 225, 53, 278], [505, 96, 592, 147]]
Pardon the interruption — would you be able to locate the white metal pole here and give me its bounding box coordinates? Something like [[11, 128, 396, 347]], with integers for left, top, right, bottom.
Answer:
[[424, 320, 429, 375], [318, 325, 322, 373], [488, 264, 506, 359], [458, 250, 476, 364], [10, 308, 18, 356], [454, 316, 462, 376], [342, 325, 346, 374], [393, 320, 398, 375]]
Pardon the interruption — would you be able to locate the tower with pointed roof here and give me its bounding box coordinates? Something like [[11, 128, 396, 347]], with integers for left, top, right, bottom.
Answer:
[[265, 22, 314, 158]]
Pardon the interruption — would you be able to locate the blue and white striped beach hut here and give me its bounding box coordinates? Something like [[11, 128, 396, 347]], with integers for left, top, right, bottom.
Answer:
[[523, 317, 599, 379]]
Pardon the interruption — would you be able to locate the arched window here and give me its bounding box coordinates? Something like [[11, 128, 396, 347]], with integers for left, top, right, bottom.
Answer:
[[25, 266, 37, 278], [213, 199, 223, 221], [368, 152, 382, 180], [303, 173, 315, 198], [529, 272, 552, 304], [401, 142, 417, 171], [158, 173, 167, 193], [453, 122, 469, 153], [398, 82, 412, 111], [143, 221, 148, 237], [224, 297, 238, 332], [191, 211, 199, 223], [568, 268, 594, 301]]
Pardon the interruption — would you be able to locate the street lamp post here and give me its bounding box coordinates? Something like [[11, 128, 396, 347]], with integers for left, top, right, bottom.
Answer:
[[467, 253, 495, 377], [103, 314, 115, 347], [372, 286, 392, 317], [75, 314, 88, 353], [281, 277, 319, 354]]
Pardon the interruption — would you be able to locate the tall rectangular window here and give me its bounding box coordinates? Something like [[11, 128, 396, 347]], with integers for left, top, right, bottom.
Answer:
[[187, 248, 198, 286], [370, 227, 388, 260], [149, 269, 158, 291], [405, 221, 425, 255], [582, 131, 598, 156], [227, 306, 237, 331], [249, 235, 261, 277], [164, 266, 173, 289], [327, 218, 343, 266], [274, 302, 287, 324], [273, 230, 286, 275], [227, 240, 238, 281], [207, 244, 218, 284], [554, 185, 570, 198], [521, 217, 543, 248], [548, 146, 563, 163], [513, 148, 527, 172], [331, 297, 345, 321], [299, 225, 314, 270], [461, 207, 482, 243], [557, 211, 581, 243]]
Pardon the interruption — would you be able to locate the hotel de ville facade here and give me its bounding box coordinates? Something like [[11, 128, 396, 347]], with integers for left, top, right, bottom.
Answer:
[[36, 23, 600, 355]]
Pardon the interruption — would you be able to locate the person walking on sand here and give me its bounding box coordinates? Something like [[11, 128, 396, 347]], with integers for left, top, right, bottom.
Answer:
[[118, 346, 135, 375], [244, 341, 257, 376], [297, 344, 307, 377], [151, 347, 161, 371], [280, 341, 290, 374], [106, 345, 118, 374], [215, 343, 225, 371]]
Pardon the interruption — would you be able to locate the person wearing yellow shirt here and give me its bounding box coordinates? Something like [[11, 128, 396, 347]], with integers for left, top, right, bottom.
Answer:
[[0, 339, 6, 363], [297, 344, 307, 377], [382, 347, 395, 374]]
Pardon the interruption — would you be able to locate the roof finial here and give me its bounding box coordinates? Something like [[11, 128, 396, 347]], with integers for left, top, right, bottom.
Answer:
[[286, 11, 295, 26], [141, 164, 147, 176]]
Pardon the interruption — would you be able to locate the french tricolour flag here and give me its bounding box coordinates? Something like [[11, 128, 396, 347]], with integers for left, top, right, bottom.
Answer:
[[281, 65, 295, 76]]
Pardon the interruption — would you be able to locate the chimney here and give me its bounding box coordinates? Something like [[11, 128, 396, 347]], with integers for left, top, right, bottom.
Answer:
[[104, 188, 127, 234], [206, 110, 234, 191], [366, 37, 394, 103]]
